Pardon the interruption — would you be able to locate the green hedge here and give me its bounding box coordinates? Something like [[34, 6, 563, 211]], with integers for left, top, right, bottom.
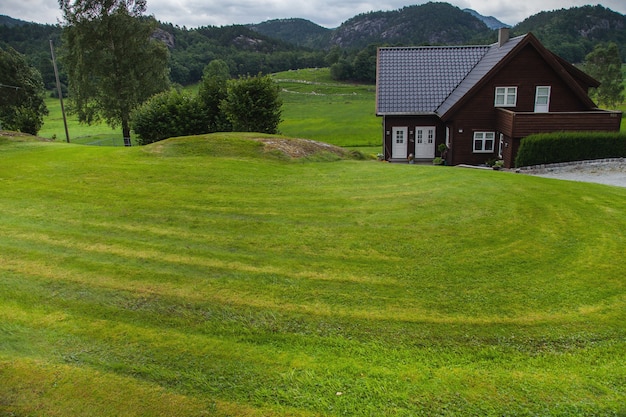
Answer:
[[515, 132, 626, 167]]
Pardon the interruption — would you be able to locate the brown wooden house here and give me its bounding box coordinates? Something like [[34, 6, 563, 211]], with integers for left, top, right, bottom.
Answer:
[[376, 28, 622, 168]]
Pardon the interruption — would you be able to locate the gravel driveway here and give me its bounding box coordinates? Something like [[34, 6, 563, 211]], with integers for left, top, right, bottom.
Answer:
[[517, 159, 626, 188]]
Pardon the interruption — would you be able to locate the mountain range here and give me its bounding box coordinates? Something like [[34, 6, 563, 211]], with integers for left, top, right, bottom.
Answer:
[[248, 3, 509, 49], [2, 3, 623, 54], [248, 3, 625, 61], [1, 2, 624, 86]]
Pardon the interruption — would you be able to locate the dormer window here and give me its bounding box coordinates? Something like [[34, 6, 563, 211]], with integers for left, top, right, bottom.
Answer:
[[495, 87, 517, 107]]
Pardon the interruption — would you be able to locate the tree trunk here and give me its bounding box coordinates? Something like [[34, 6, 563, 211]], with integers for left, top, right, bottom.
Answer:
[[122, 118, 131, 147]]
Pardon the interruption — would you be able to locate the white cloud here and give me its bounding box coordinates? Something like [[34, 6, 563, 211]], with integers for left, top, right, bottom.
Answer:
[[1, 0, 62, 25], [1, 0, 624, 28]]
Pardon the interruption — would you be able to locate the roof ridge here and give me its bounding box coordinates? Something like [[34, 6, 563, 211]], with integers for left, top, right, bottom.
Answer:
[[379, 44, 491, 50]]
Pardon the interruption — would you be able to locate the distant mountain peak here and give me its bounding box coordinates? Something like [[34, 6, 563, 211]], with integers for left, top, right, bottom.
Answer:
[[248, 18, 330, 48], [329, 3, 492, 49], [463, 9, 510, 29]]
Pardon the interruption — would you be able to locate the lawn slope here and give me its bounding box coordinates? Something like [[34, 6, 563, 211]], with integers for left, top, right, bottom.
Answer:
[[1, 134, 625, 416]]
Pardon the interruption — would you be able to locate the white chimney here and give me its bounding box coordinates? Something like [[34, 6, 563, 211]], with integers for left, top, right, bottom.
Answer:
[[498, 27, 510, 47]]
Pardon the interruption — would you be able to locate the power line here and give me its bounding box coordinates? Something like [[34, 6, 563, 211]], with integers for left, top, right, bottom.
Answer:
[[0, 83, 21, 90]]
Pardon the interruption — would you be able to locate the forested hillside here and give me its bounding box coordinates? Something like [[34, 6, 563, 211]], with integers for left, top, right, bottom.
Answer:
[[0, 20, 327, 87], [0, 15, 28, 27], [512, 5, 626, 63], [1, 3, 624, 88], [0, 21, 62, 90], [157, 22, 326, 85]]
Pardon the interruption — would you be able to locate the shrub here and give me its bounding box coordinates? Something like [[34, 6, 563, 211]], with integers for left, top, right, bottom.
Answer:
[[221, 74, 282, 134], [131, 90, 210, 145], [197, 60, 232, 133], [515, 131, 626, 167]]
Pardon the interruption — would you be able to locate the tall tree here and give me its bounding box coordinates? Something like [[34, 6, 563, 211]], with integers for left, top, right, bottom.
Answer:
[[583, 42, 624, 109], [0, 46, 48, 135], [58, 0, 169, 145]]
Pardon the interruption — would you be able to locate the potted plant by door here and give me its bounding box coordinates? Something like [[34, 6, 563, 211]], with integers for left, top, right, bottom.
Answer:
[[437, 143, 449, 165]]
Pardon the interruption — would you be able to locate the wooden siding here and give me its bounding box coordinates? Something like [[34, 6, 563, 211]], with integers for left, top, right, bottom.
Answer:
[[496, 109, 623, 138], [484, 44, 592, 112]]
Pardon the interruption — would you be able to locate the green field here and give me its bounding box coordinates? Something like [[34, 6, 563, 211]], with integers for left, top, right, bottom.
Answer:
[[1, 131, 625, 416], [37, 68, 383, 151], [273, 68, 381, 148]]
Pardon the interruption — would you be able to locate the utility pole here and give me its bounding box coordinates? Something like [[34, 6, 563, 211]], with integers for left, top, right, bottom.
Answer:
[[50, 39, 70, 143]]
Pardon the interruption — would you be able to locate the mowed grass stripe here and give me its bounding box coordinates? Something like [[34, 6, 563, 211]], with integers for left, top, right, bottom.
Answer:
[[2, 201, 622, 324]]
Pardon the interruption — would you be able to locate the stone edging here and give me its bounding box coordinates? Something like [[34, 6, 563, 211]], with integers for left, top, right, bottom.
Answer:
[[516, 158, 625, 173]]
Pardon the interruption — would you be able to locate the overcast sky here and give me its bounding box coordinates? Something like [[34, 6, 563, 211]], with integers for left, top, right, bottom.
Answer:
[[2, 0, 625, 29]]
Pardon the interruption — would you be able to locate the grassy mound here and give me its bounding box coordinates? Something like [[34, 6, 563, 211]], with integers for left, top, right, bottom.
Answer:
[[142, 132, 366, 161]]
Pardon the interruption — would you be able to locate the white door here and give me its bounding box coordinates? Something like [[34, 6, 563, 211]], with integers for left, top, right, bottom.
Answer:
[[534, 86, 551, 113], [414, 126, 436, 158], [392, 127, 408, 159]]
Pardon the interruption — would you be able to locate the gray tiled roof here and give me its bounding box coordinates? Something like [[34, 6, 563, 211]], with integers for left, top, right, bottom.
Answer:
[[376, 35, 526, 116]]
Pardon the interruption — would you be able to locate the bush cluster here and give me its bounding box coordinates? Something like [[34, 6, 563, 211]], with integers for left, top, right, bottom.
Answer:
[[515, 131, 626, 167], [131, 72, 282, 145]]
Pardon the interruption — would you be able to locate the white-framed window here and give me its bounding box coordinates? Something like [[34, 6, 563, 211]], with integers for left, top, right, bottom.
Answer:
[[534, 86, 551, 112], [473, 132, 495, 153], [495, 87, 517, 107], [395, 129, 405, 144], [498, 133, 504, 158]]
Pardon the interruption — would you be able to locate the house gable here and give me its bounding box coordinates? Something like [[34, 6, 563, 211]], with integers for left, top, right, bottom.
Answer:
[[439, 33, 597, 120], [436, 34, 526, 117], [457, 43, 593, 115]]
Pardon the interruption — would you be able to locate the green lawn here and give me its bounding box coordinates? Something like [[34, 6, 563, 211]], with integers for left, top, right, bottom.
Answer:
[[1, 133, 625, 416]]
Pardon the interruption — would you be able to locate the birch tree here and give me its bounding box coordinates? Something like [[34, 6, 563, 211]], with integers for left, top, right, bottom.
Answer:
[[59, 0, 169, 145]]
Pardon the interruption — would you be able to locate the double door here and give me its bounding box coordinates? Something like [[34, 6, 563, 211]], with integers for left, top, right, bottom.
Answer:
[[392, 126, 436, 159]]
